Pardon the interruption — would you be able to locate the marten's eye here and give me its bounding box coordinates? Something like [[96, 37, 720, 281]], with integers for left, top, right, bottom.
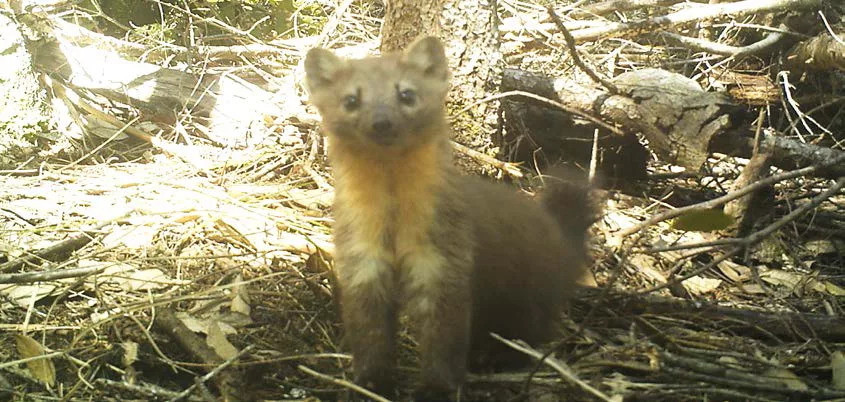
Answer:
[[343, 93, 360, 111], [398, 88, 417, 106]]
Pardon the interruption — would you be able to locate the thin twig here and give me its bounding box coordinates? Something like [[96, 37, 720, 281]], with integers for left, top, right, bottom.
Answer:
[[451, 141, 524, 178], [168, 345, 255, 402], [298, 365, 392, 402], [640, 176, 845, 292], [0, 265, 106, 284], [658, 26, 786, 57], [492, 334, 615, 402], [453, 90, 624, 136], [547, 6, 619, 94], [618, 153, 845, 237]]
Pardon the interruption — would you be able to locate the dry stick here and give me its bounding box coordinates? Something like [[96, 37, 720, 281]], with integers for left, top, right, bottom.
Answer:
[[659, 26, 786, 57], [453, 90, 624, 136], [168, 345, 255, 402], [741, 176, 845, 244], [648, 175, 845, 253], [0, 351, 65, 370], [0, 225, 107, 273], [639, 177, 845, 293], [451, 141, 524, 178], [60, 116, 141, 171], [638, 246, 743, 294], [0, 265, 106, 284], [95, 378, 203, 402], [547, 6, 619, 94], [317, 0, 355, 47], [568, 0, 822, 42], [618, 152, 845, 237], [297, 365, 392, 402], [570, 0, 686, 17], [491, 334, 615, 402]]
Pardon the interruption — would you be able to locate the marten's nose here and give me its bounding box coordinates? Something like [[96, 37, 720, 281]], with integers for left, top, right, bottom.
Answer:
[[372, 119, 393, 133], [369, 113, 398, 145]]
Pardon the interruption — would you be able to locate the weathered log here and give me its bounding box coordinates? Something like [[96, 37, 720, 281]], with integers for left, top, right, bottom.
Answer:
[[503, 67, 845, 179], [786, 23, 845, 71], [576, 289, 845, 342], [502, 67, 732, 172], [711, 130, 845, 179]]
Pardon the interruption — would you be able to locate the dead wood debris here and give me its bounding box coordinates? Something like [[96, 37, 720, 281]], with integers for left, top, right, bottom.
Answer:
[[1, 0, 844, 401]]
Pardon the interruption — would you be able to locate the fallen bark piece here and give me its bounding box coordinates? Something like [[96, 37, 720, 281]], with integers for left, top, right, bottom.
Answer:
[[611, 68, 732, 170]]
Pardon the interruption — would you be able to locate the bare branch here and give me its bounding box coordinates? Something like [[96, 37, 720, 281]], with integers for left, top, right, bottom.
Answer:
[[618, 152, 845, 237], [659, 26, 787, 56], [569, 0, 822, 43]]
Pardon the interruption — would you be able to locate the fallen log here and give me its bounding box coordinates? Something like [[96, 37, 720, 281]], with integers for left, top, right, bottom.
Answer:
[[576, 289, 845, 342]]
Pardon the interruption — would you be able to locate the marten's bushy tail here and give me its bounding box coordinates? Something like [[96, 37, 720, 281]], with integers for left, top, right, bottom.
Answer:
[[539, 167, 600, 244]]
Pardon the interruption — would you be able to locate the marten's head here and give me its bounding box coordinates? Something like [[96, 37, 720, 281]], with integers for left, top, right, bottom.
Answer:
[[304, 37, 450, 151]]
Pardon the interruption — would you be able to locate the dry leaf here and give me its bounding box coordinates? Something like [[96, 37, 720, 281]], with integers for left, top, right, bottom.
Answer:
[[15, 335, 56, 386], [230, 274, 251, 316], [737, 283, 766, 294], [0, 284, 58, 308], [825, 282, 845, 296], [122, 341, 138, 367], [101, 225, 159, 249], [759, 269, 845, 297], [717, 260, 751, 282], [681, 276, 722, 295], [629, 254, 666, 284], [175, 312, 237, 335], [207, 321, 238, 360], [832, 351, 845, 390], [117, 268, 171, 291], [763, 367, 808, 391], [218, 311, 254, 328]]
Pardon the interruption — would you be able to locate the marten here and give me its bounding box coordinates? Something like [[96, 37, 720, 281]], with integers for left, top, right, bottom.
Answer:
[[304, 36, 594, 400]]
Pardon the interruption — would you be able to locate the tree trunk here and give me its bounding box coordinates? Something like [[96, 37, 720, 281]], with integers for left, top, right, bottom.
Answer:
[[380, 0, 446, 53], [440, 0, 504, 174], [380, 0, 505, 175]]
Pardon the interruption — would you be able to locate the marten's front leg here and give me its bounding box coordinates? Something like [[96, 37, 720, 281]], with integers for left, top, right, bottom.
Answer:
[[404, 247, 473, 400], [337, 252, 398, 395]]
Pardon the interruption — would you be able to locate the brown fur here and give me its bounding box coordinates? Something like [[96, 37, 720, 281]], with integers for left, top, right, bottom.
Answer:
[[304, 37, 592, 400]]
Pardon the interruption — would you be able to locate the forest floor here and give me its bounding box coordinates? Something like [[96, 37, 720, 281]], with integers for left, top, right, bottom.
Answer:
[[1, 1, 845, 401]]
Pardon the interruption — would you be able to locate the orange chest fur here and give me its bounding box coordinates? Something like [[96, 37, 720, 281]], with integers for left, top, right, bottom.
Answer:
[[329, 139, 445, 261]]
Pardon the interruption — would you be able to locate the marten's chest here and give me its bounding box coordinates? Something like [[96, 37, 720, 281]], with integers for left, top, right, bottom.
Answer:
[[333, 168, 441, 262], [331, 146, 446, 258]]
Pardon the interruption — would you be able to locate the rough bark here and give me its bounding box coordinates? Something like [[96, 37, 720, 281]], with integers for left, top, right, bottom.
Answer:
[[503, 68, 732, 172], [723, 152, 774, 237], [440, 0, 504, 174], [785, 23, 845, 71], [502, 67, 845, 178], [378, 0, 504, 175], [380, 0, 447, 53], [712, 130, 845, 179]]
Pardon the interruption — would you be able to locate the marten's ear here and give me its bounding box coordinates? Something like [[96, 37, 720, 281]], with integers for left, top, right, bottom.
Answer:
[[304, 48, 344, 92], [402, 36, 449, 80]]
